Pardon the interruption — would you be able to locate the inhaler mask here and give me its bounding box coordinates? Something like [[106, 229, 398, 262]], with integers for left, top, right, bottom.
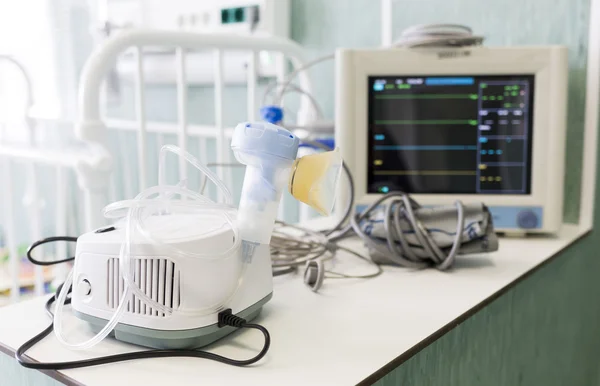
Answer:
[[288, 148, 343, 215]]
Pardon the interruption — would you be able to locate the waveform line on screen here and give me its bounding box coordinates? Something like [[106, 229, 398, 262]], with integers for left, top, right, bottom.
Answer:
[[373, 170, 477, 176], [374, 119, 478, 125], [374, 145, 477, 151], [483, 162, 525, 166], [479, 189, 525, 194], [375, 94, 478, 100]]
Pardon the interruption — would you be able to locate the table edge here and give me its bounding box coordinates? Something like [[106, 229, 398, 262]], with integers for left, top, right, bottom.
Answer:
[[357, 229, 591, 385], [0, 341, 84, 386], [0, 230, 590, 386]]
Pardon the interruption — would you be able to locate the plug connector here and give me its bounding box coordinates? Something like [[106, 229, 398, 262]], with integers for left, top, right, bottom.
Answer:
[[218, 309, 247, 328]]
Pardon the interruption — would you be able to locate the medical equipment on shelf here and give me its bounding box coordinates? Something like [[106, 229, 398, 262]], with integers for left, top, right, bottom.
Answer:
[[335, 43, 568, 234], [15, 23, 501, 370], [16, 122, 342, 369], [16, 116, 499, 370]]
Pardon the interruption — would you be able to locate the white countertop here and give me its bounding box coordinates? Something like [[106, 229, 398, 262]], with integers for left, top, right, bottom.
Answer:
[[0, 224, 588, 386]]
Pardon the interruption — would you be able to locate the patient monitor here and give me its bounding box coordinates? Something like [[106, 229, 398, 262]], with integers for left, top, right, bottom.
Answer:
[[335, 46, 568, 234]]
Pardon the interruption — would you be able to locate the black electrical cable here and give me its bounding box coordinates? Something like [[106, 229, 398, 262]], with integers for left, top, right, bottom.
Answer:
[[16, 239, 271, 370], [26, 236, 77, 266]]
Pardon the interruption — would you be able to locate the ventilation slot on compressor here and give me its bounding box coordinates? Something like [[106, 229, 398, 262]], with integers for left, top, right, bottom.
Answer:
[[106, 258, 180, 317]]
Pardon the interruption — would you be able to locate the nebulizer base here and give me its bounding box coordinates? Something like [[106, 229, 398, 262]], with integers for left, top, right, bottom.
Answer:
[[58, 121, 343, 352], [58, 145, 245, 350]]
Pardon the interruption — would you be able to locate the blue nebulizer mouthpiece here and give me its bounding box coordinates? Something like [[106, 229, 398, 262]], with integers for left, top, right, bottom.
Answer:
[[231, 122, 300, 245]]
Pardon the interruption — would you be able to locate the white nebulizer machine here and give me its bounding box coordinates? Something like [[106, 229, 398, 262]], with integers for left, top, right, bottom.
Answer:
[[43, 122, 341, 354]]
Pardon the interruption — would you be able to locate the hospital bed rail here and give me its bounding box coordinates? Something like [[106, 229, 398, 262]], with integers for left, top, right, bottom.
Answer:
[[77, 29, 315, 230]]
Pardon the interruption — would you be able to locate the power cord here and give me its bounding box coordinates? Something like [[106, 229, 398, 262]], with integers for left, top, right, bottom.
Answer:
[[26, 236, 77, 265], [392, 24, 484, 48], [17, 240, 271, 370]]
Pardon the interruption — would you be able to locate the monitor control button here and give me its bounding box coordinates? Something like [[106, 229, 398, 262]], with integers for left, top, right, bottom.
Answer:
[[517, 210, 539, 229]]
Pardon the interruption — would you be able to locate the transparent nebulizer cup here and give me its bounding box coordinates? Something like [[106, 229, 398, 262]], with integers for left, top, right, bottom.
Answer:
[[232, 121, 343, 251], [231, 122, 300, 246]]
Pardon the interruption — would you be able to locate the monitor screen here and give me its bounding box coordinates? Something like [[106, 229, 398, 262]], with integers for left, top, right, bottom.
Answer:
[[367, 75, 535, 195]]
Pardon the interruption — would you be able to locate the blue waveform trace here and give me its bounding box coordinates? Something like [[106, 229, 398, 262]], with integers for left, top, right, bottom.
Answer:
[[425, 77, 474, 86]]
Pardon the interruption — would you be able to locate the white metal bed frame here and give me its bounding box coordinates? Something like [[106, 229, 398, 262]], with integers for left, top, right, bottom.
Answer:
[[0, 29, 314, 303]]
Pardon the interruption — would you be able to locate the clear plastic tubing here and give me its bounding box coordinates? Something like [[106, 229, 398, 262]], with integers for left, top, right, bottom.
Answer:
[[53, 145, 244, 350]]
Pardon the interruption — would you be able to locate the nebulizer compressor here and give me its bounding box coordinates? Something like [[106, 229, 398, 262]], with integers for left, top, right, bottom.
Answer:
[[15, 121, 343, 367]]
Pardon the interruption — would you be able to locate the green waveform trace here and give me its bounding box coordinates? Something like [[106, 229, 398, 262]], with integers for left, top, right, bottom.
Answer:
[[375, 119, 478, 126], [375, 94, 478, 100]]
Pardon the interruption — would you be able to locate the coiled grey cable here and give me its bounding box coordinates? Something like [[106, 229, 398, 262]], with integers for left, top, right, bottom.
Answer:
[[347, 193, 465, 270], [270, 220, 382, 280], [271, 221, 329, 270], [392, 24, 484, 48]]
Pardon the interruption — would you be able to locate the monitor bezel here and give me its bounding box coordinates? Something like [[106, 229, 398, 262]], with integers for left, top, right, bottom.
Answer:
[[335, 46, 568, 232]]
